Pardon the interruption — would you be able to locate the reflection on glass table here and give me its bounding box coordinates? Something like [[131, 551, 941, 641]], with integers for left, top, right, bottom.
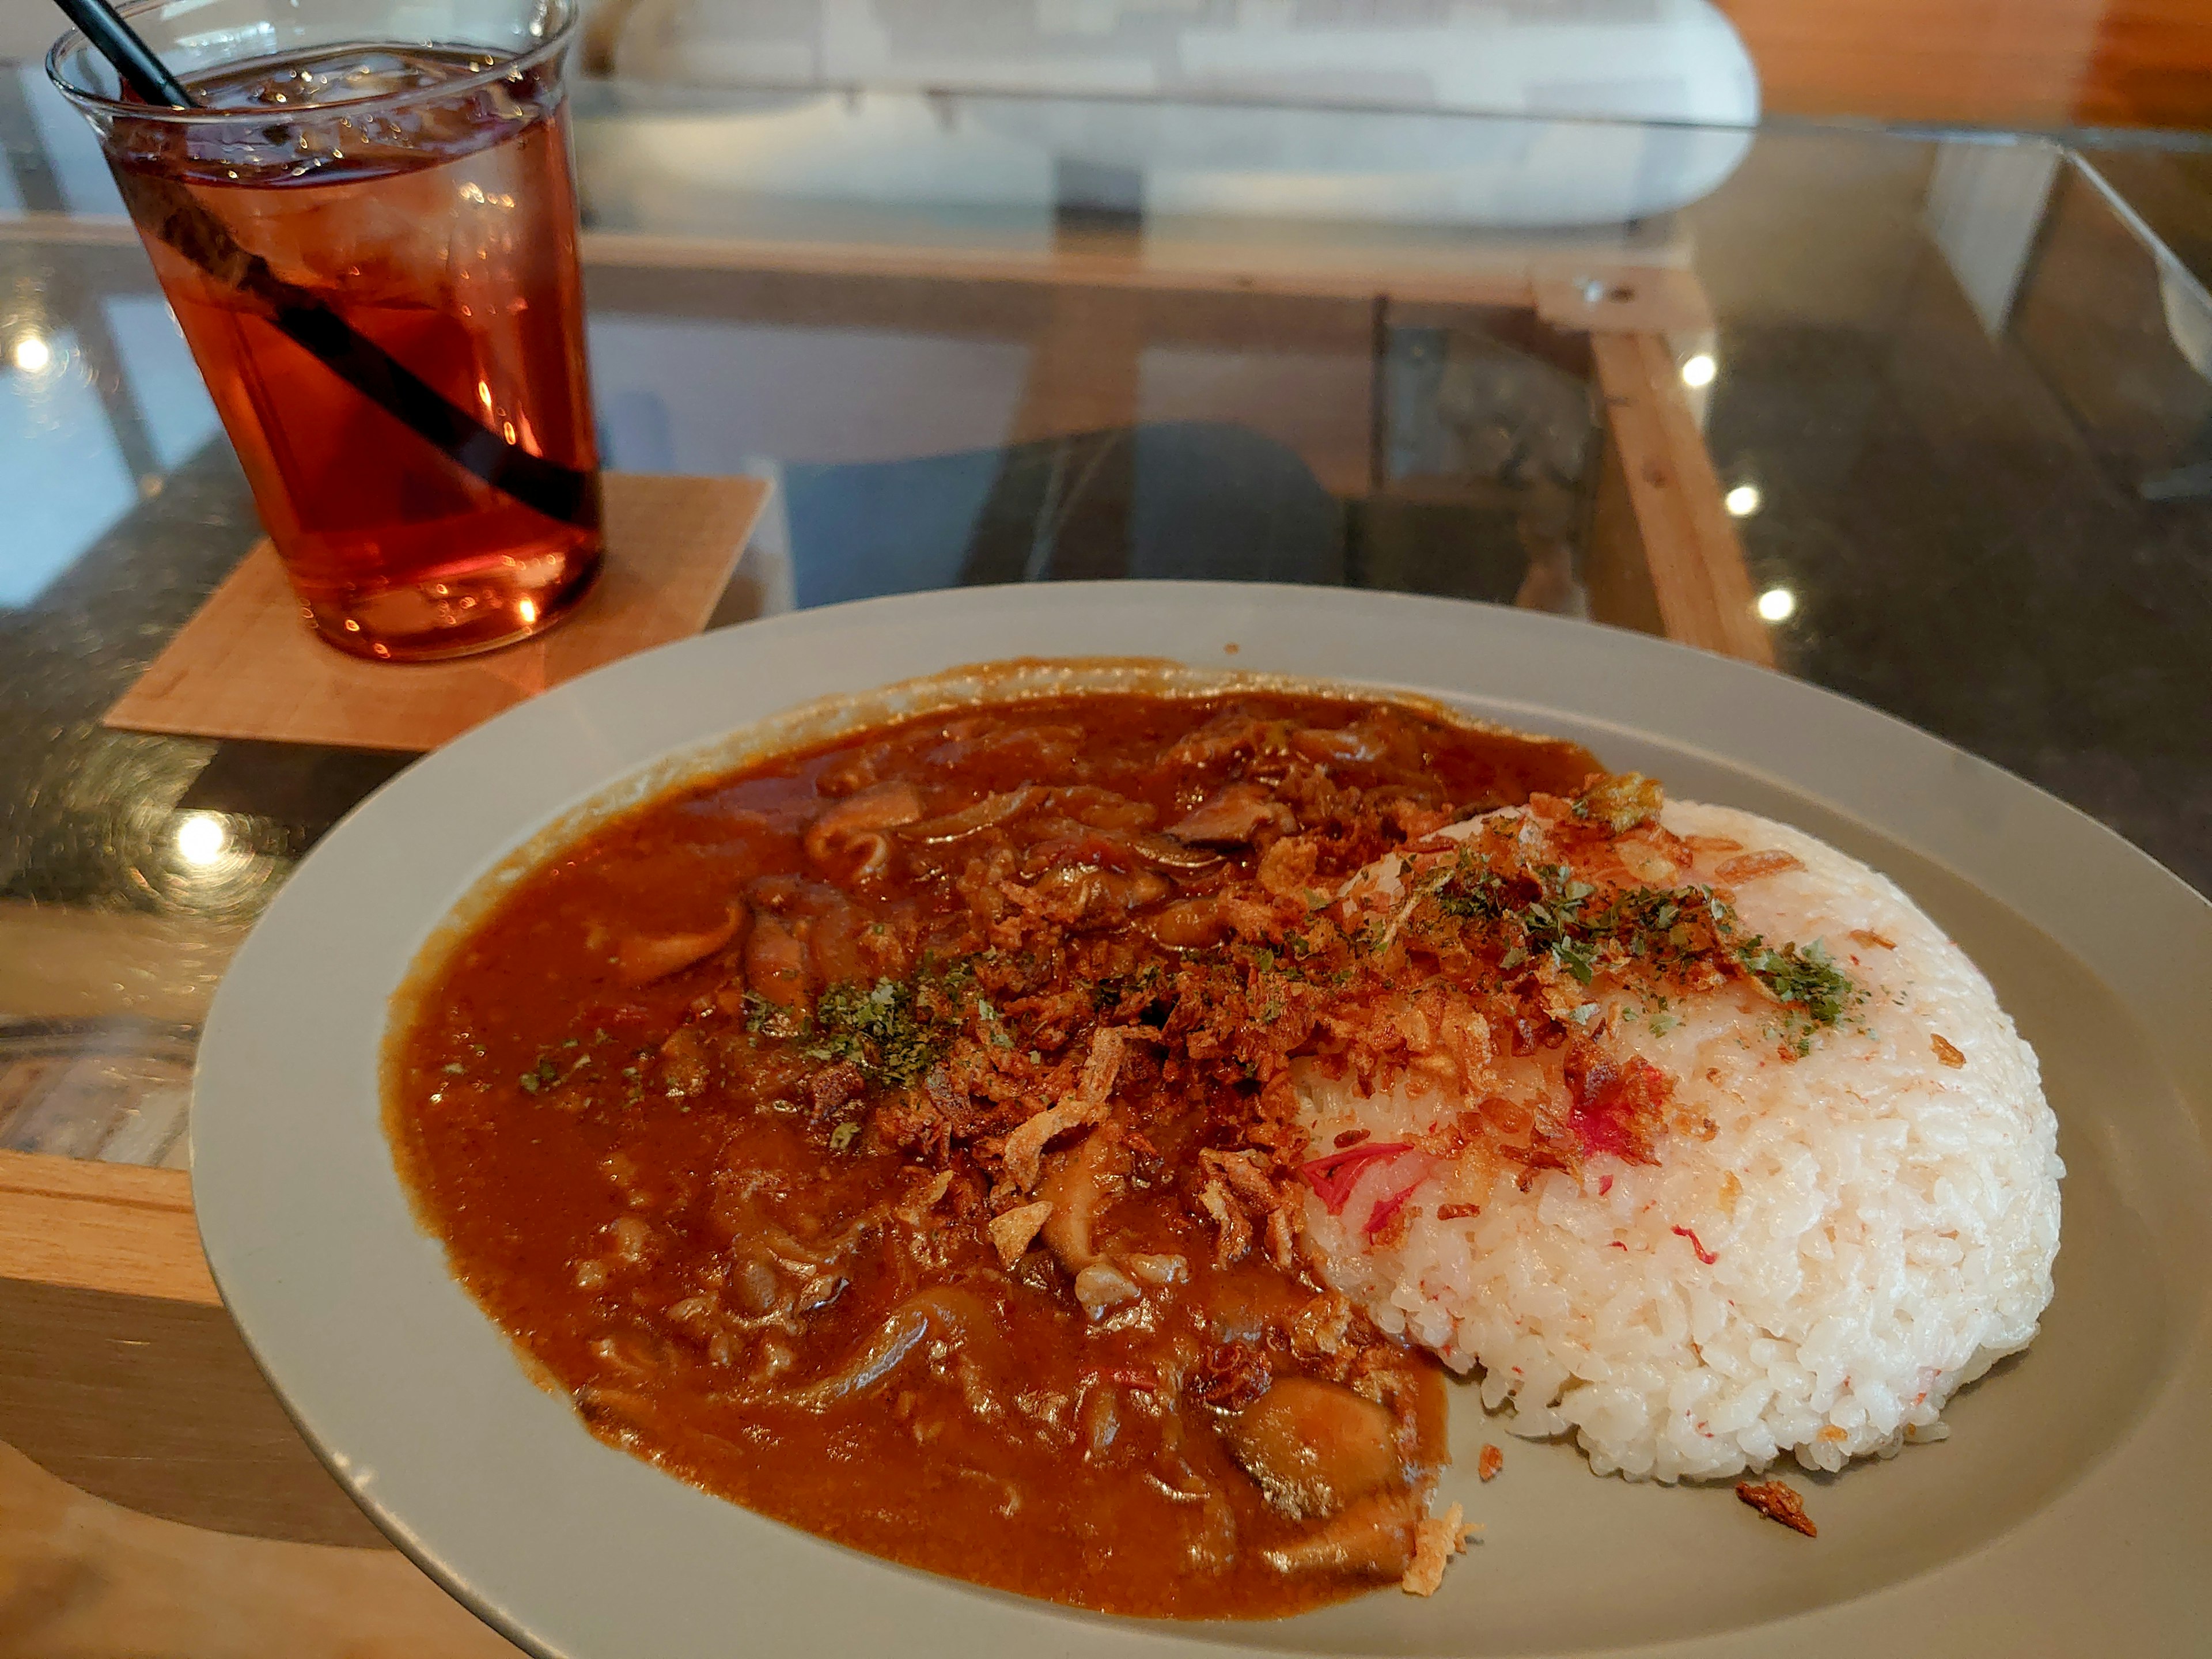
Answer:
[[2, 77, 2210, 1177]]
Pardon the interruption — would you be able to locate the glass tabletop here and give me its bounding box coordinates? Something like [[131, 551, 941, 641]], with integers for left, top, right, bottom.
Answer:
[[3, 60, 2209, 1170]]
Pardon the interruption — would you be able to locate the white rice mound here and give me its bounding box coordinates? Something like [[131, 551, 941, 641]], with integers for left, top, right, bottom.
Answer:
[[1300, 801, 2063, 1483]]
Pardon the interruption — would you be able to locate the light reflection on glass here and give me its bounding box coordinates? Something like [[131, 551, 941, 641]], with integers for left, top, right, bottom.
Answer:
[[1757, 587, 1796, 623], [10, 335, 51, 374], [1679, 353, 1717, 389], [1724, 483, 1762, 517], [151, 806, 284, 920], [175, 812, 229, 868]]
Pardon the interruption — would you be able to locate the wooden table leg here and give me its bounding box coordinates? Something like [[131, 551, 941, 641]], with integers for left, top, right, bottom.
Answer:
[[1586, 332, 1778, 668]]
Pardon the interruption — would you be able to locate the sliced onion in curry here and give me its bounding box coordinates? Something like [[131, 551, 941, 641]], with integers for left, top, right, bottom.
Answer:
[[899, 785, 1044, 844]]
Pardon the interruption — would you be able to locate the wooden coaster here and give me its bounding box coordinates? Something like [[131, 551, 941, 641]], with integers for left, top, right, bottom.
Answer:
[[105, 473, 767, 753]]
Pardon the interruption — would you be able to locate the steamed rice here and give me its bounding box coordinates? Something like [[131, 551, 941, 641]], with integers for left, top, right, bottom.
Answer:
[[1300, 801, 2063, 1483]]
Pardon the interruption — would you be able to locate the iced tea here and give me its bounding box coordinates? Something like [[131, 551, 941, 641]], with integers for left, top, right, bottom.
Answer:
[[69, 28, 600, 661]]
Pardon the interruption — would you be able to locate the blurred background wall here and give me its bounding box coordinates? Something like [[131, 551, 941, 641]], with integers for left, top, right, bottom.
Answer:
[[1, 0, 2207, 130]]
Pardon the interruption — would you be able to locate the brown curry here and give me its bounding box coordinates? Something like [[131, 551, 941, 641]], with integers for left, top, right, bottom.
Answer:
[[387, 691, 1600, 1618]]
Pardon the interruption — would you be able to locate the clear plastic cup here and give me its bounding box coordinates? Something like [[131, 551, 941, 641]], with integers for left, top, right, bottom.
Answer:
[[51, 0, 603, 661]]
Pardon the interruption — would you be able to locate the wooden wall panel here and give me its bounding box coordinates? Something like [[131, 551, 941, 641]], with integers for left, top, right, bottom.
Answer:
[[1716, 0, 2212, 130]]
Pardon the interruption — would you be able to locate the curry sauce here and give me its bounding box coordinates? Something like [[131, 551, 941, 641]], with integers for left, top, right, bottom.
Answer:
[[387, 692, 1597, 1617]]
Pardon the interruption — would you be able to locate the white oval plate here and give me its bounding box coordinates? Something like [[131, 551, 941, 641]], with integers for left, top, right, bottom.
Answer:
[[194, 583, 2212, 1659]]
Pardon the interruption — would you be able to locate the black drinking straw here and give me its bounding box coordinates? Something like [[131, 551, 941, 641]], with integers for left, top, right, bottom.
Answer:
[[52, 0, 194, 106], [50, 0, 597, 529]]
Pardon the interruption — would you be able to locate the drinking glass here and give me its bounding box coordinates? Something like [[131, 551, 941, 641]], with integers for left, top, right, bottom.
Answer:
[[51, 0, 603, 662]]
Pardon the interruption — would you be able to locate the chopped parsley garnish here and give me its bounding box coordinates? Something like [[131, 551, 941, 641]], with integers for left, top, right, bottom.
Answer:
[[975, 996, 1017, 1048], [1736, 938, 1854, 1027], [517, 1054, 562, 1095], [1404, 844, 1857, 1038], [743, 990, 802, 1039], [804, 976, 948, 1091]]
